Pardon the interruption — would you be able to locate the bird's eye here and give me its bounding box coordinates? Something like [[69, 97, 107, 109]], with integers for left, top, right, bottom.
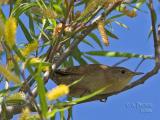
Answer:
[[121, 70, 126, 74]]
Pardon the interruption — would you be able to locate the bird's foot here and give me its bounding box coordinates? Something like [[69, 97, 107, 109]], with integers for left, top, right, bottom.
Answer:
[[100, 98, 107, 102]]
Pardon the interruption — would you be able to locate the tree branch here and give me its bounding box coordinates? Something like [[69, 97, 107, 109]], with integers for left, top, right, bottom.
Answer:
[[50, 0, 124, 71]]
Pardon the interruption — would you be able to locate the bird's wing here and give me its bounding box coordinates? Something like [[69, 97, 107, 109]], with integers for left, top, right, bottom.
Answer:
[[55, 66, 82, 75], [54, 64, 108, 76]]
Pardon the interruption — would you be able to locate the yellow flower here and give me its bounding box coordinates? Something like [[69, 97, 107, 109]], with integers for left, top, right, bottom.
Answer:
[[22, 40, 39, 56], [0, 64, 21, 84], [4, 17, 17, 48], [19, 107, 40, 120], [19, 107, 30, 120], [97, 20, 109, 46], [28, 57, 41, 64], [46, 84, 69, 100]]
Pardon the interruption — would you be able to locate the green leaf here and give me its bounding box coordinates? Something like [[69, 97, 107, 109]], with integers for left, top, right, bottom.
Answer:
[[82, 39, 95, 48], [60, 111, 65, 120], [14, 0, 23, 8], [18, 18, 33, 43], [13, 45, 25, 61], [72, 47, 87, 65], [114, 21, 128, 29], [85, 51, 152, 59], [105, 29, 119, 39], [0, 85, 20, 94], [53, 4, 63, 15], [83, 55, 99, 64], [34, 69, 47, 117], [73, 84, 111, 103], [88, 33, 103, 49], [11, 2, 37, 18], [0, 8, 6, 22], [73, 54, 87, 65], [105, 14, 125, 24], [133, 0, 146, 11], [68, 108, 73, 120], [47, 106, 69, 119], [29, 14, 35, 36], [68, 56, 74, 66]]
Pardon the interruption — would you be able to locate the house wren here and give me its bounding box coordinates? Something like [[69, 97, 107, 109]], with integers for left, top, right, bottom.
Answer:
[[53, 64, 143, 97]]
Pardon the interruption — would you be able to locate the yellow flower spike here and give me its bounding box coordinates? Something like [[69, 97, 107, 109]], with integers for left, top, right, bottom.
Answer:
[[28, 57, 41, 64], [46, 84, 69, 100], [0, 64, 21, 84], [22, 40, 39, 56], [19, 107, 40, 120], [19, 107, 30, 120], [97, 20, 109, 46], [24, 57, 41, 69], [42, 65, 50, 72], [13, 41, 38, 62], [4, 17, 17, 48]]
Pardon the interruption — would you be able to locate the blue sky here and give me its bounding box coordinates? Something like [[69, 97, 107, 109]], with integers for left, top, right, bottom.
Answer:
[[2, 1, 160, 120]]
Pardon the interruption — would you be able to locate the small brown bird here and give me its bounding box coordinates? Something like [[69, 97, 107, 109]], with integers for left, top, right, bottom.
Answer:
[[54, 64, 143, 97]]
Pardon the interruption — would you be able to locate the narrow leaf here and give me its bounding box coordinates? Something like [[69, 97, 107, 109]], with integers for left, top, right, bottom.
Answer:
[[18, 19, 33, 43], [88, 33, 103, 49], [85, 51, 152, 59]]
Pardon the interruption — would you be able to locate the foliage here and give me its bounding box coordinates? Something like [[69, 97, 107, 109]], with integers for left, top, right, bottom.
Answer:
[[0, 0, 159, 119]]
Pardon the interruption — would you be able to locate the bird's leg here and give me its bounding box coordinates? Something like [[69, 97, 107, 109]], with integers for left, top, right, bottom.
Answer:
[[100, 98, 108, 102]]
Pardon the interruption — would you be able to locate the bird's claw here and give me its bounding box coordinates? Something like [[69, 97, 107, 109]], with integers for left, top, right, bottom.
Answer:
[[100, 98, 107, 102]]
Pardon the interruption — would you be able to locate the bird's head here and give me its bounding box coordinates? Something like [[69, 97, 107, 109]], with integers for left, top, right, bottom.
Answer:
[[109, 66, 143, 82]]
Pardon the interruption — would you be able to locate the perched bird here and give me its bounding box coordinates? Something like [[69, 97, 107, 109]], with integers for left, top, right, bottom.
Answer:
[[53, 64, 143, 97]]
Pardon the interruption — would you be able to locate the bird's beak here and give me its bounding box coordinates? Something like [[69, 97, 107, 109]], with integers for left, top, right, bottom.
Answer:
[[134, 72, 144, 75]]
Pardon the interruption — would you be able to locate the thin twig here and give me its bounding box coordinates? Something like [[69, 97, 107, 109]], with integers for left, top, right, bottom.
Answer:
[[112, 58, 130, 67], [134, 59, 145, 72]]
